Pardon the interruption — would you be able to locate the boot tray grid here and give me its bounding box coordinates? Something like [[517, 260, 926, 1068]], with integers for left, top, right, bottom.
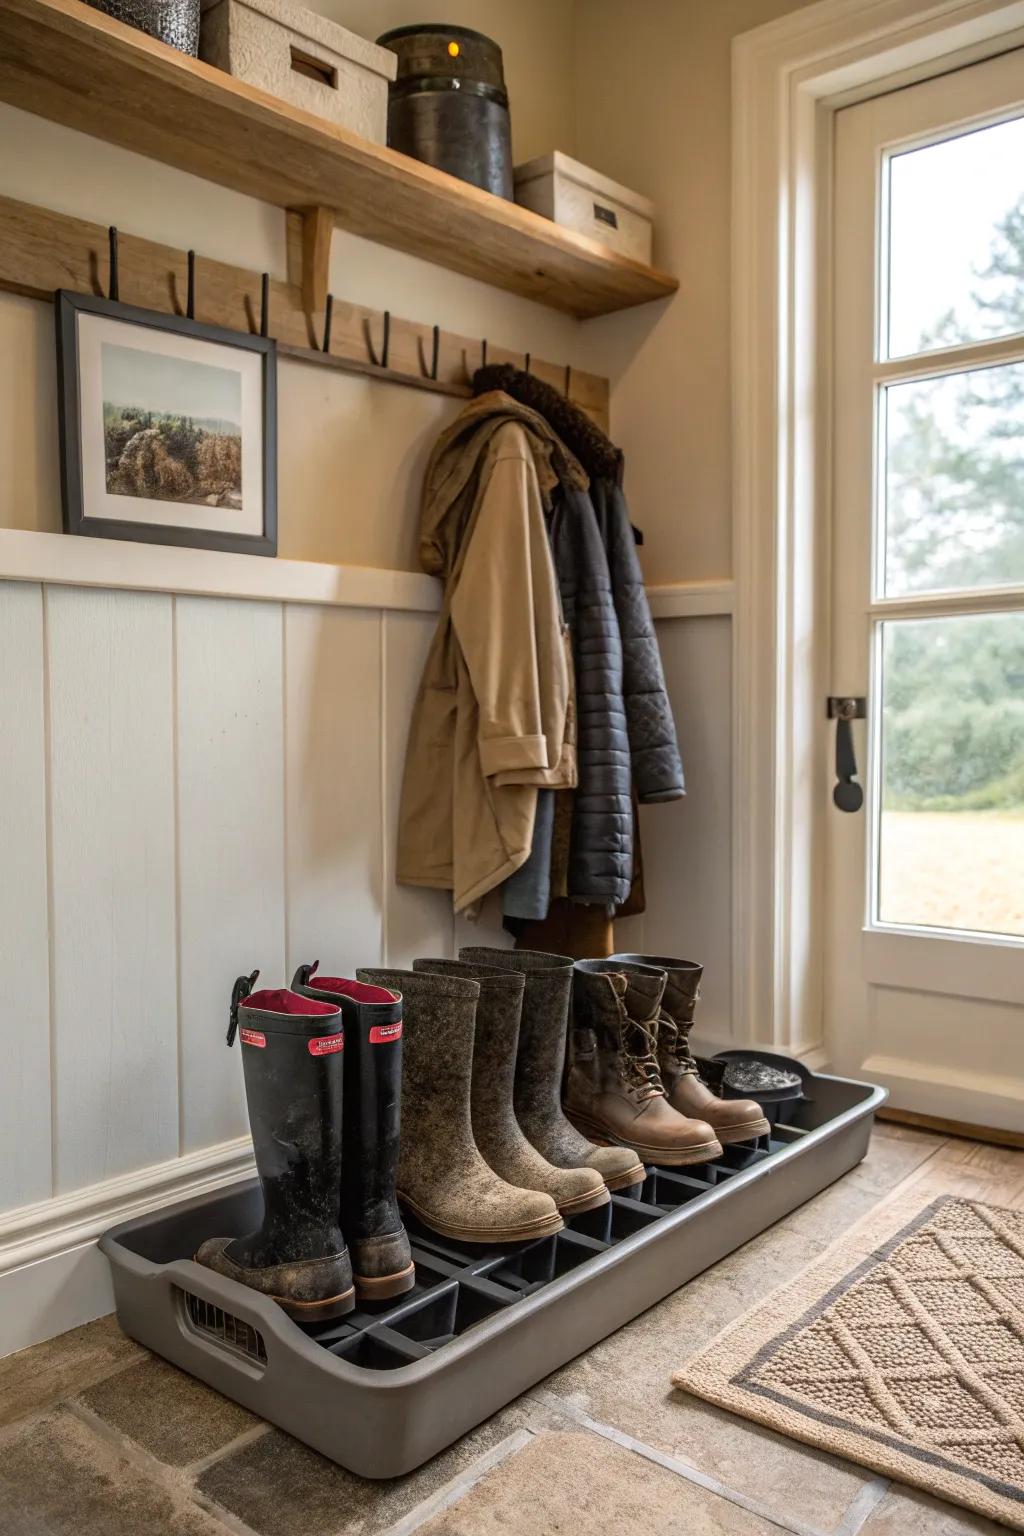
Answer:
[[174, 1147, 788, 1371], [101, 1063, 885, 1479]]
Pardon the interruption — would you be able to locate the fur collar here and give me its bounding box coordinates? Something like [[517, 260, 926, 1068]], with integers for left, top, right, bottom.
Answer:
[[472, 364, 623, 485]]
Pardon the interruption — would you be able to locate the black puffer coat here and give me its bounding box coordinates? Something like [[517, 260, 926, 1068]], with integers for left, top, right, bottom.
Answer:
[[474, 366, 684, 804], [591, 478, 684, 802], [549, 480, 633, 906]]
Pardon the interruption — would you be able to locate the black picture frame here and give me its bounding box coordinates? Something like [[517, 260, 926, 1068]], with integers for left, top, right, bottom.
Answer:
[[55, 289, 277, 557]]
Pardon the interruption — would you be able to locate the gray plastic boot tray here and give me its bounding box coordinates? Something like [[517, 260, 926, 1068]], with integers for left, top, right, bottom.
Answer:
[[100, 1057, 885, 1479]]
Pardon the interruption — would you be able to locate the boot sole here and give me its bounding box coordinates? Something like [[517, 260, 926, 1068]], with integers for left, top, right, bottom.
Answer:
[[397, 1191, 564, 1244], [274, 1286, 356, 1322], [602, 1165, 647, 1193], [556, 1185, 611, 1218], [565, 1110, 723, 1168], [192, 1246, 356, 1322], [715, 1117, 772, 1145], [353, 1263, 416, 1302]]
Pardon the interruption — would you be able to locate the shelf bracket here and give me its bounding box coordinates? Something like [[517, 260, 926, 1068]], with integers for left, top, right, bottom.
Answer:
[[291, 205, 334, 314]]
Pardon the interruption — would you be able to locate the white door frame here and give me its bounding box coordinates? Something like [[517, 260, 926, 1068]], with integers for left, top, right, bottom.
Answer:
[[731, 0, 1024, 1061]]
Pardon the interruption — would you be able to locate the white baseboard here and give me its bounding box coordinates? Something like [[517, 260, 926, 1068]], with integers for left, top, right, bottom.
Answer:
[[860, 1055, 1024, 1135], [0, 1137, 254, 1359]]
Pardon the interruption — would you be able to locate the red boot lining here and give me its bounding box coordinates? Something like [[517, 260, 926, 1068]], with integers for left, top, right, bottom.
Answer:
[[308, 976, 400, 1005], [244, 988, 340, 1017]]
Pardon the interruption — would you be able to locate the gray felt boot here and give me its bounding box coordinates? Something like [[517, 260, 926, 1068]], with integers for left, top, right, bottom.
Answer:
[[459, 947, 645, 1193], [414, 959, 609, 1218], [357, 967, 563, 1244]]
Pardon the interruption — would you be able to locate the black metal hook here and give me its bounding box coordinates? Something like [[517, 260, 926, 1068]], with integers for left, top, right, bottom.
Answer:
[[322, 293, 334, 354], [108, 226, 119, 303], [564, 363, 572, 398], [365, 310, 391, 369], [419, 323, 440, 381], [186, 250, 196, 320], [260, 272, 269, 338], [481, 338, 488, 369], [524, 351, 531, 375]]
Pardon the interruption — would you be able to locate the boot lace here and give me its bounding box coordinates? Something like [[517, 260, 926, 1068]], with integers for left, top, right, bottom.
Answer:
[[659, 1011, 699, 1076], [621, 1014, 665, 1102]]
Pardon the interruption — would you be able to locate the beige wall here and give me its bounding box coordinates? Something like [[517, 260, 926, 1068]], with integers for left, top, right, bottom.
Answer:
[[0, 0, 821, 579], [0, 0, 580, 571], [573, 0, 821, 584]]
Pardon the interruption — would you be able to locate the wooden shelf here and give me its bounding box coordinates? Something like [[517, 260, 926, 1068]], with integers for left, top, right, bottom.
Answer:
[[0, 0, 680, 320]]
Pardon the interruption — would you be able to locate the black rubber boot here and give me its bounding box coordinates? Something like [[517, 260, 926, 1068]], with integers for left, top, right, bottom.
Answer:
[[293, 962, 414, 1301], [195, 973, 355, 1321]]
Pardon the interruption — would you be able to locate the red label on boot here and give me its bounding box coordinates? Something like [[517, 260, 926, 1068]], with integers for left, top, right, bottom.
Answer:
[[239, 1028, 266, 1049], [369, 1022, 403, 1044], [307, 1033, 344, 1056]]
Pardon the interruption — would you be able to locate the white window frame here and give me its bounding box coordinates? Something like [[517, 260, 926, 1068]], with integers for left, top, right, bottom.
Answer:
[[731, 0, 1024, 1062]]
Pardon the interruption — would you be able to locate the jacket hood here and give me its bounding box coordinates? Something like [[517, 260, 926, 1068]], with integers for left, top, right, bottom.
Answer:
[[419, 390, 588, 578], [472, 364, 623, 485]]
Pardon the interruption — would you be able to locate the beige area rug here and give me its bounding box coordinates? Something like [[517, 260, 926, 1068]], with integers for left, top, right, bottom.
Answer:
[[673, 1193, 1024, 1530]]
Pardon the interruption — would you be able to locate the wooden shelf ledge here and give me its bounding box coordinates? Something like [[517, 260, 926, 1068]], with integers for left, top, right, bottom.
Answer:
[[0, 0, 680, 320]]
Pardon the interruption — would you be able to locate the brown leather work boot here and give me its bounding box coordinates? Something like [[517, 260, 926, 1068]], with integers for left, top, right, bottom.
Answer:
[[565, 961, 722, 1167], [611, 954, 771, 1145]]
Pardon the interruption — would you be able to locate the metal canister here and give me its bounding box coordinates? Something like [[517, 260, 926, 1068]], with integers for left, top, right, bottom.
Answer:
[[376, 24, 513, 200], [86, 0, 200, 53]]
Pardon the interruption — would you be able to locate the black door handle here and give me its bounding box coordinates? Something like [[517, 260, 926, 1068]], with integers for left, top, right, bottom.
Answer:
[[827, 697, 866, 812]]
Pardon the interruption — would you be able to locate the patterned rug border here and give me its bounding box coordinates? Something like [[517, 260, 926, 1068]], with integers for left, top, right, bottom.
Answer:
[[673, 1188, 1024, 1532]]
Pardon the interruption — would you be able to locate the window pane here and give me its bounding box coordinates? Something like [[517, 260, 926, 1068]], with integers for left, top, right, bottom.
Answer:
[[877, 612, 1024, 939], [883, 362, 1024, 596], [887, 115, 1024, 358]]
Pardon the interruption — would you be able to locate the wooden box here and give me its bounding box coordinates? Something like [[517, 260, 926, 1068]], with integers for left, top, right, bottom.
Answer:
[[200, 0, 396, 143], [514, 151, 654, 265]]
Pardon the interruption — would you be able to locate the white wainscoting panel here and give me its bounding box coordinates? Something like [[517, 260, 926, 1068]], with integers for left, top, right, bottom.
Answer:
[[284, 604, 384, 980], [381, 609, 454, 967], [176, 595, 286, 1154], [46, 586, 179, 1191], [0, 572, 735, 1356], [0, 582, 52, 1208], [631, 616, 734, 1051]]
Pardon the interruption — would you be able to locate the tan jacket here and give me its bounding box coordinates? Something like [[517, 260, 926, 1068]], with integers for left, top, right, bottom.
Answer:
[[396, 393, 584, 912]]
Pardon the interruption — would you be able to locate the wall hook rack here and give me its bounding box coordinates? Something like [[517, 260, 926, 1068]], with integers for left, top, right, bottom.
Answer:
[[4, 195, 610, 431]]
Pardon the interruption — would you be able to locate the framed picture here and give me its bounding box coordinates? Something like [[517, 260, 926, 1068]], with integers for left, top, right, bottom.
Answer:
[[56, 290, 277, 556]]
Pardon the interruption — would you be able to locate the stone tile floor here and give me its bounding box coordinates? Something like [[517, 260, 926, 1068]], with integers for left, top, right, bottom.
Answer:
[[2, 1121, 1018, 1536]]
